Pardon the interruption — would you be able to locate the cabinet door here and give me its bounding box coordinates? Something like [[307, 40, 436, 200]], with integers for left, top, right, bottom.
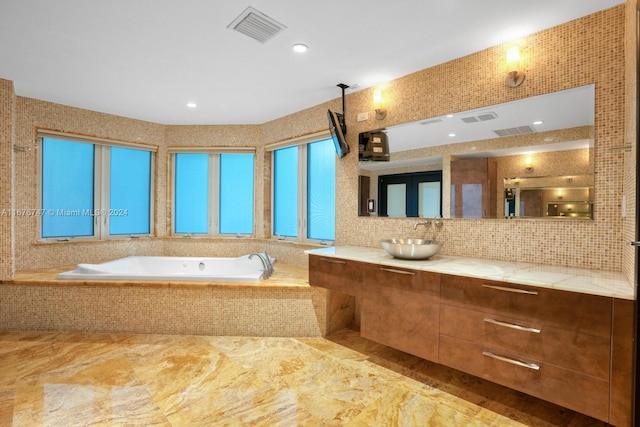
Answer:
[[361, 264, 440, 362], [308, 255, 363, 296]]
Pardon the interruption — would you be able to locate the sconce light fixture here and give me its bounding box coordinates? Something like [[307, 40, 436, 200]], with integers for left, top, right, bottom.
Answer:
[[524, 156, 533, 173], [373, 88, 387, 120], [505, 46, 525, 88]]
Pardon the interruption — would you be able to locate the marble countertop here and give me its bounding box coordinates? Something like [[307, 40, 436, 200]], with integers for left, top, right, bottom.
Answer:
[[306, 246, 635, 300]]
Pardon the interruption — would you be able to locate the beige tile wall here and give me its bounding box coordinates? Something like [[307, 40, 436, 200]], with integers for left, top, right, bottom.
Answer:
[[0, 5, 631, 279], [0, 80, 14, 279], [263, 5, 627, 272]]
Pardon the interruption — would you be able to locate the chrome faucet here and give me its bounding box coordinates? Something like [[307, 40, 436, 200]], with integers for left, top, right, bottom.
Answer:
[[413, 220, 432, 231], [249, 252, 274, 279]]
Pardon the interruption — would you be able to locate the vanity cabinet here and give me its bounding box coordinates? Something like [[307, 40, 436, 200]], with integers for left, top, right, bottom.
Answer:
[[308, 255, 364, 296], [308, 253, 632, 424], [438, 274, 612, 421], [360, 264, 440, 362]]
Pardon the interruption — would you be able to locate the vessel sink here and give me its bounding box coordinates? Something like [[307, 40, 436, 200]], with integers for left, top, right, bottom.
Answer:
[[380, 238, 442, 260]]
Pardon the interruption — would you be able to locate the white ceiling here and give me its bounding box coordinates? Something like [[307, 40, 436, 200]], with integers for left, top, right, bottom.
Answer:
[[0, 0, 623, 125]]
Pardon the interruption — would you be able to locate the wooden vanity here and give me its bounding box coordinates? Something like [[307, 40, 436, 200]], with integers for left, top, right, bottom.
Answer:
[[308, 248, 635, 425]]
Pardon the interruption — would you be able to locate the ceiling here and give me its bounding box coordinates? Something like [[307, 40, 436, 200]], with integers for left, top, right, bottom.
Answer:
[[0, 0, 623, 125]]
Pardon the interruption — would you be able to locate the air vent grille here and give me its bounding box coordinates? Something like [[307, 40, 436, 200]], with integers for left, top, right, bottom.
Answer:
[[493, 125, 536, 137], [228, 7, 286, 43], [461, 112, 498, 123]]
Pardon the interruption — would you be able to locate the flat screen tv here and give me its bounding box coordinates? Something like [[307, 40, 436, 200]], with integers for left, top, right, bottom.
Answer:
[[327, 109, 349, 158]]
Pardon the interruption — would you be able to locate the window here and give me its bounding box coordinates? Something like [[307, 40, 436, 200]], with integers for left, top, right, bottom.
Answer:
[[378, 171, 442, 218], [40, 134, 155, 240], [172, 151, 255, 236], [272, 136, 335, 243]]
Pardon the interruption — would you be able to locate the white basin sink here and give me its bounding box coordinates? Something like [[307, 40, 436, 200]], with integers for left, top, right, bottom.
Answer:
[[381, 238, 442, 260]]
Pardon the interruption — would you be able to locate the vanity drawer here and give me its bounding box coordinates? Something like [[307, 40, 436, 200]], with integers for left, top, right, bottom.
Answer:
[[440, 304, 610, 379], [363, 263, 440, 294], [308, 255, 363, 296], [439, 335, 610, 422], [440, 274, 612, 338]]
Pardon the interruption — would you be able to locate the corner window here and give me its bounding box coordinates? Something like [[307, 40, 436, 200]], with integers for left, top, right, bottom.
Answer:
[[272, 137, 335, 243], [172, 150, 255, 236], [40, 134, 155, 240]]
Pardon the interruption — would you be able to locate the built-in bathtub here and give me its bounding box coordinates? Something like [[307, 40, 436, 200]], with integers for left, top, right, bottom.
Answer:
[[58, 254, 274, 282]]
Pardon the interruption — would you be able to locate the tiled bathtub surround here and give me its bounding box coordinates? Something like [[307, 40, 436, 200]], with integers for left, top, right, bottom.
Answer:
[[0, 263, 327, 337], [0, 5, 631, 283]]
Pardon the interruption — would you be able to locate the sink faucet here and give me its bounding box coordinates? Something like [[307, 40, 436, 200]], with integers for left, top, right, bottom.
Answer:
[[413, 220, 432, 231], [249, 252, 273, 279]]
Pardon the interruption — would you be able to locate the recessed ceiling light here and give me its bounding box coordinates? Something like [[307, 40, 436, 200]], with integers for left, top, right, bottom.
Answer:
[[533, 120, 544, 125], [448, 133, 456, 137], [186, 102, 197, 109], [446, 114, 454, 118], [292, 43, 308, 53]]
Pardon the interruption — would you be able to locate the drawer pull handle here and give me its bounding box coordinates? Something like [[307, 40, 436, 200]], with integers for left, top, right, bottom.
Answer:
[[484, 318, 541, 334], [320, 258, 346, 264], [483, 351, 540, 371], [380, 267, 416, 276], [482, 284, 538, 295]]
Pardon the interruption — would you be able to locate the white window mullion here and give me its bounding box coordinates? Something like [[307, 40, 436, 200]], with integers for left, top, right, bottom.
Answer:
[[298, 145, 308, 241], [94, 145, 109, 239], [209, 154, 220, 236]]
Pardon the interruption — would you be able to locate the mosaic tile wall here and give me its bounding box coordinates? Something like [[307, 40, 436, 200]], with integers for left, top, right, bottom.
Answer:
[[0, 284, 328, 336], [0, 5, 631, 280], [0, 80, 13, 279], [262, 5, 628, 272], [622, 0, 637, 283]]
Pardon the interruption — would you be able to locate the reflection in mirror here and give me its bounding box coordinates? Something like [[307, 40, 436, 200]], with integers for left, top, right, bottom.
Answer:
[[358, 85, 595, 219]]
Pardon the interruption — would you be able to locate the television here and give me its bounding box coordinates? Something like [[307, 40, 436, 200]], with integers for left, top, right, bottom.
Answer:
[[327, 109, 349, 158]]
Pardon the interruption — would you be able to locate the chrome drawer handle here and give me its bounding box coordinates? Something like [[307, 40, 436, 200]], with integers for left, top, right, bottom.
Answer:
[[482, 284, 538, 295], [484, 318, 541, 334], [380, 267, 416, 275], [483, 351, 540, 371], [319, 258, 346, 264]]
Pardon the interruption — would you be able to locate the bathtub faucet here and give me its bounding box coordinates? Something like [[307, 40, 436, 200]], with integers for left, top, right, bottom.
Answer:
[[249, 252, 273, 279]]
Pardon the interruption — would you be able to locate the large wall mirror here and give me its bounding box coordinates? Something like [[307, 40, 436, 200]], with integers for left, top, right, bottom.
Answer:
[[358, 85, 594, 219]]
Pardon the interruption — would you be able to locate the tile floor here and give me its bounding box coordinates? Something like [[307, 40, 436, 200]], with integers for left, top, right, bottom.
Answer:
[[0, 328, 606, 426]]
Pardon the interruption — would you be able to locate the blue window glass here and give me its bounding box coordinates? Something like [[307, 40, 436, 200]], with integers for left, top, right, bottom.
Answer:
[[174, 153, 209, 234], [219, 153, 254, 234], [273, 146, 298, 237], [109, 147, 151, 235], [42, 138, 94, 238], [307, 139, 335, 240]]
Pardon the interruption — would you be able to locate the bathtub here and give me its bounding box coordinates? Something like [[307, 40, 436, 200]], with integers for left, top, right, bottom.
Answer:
[[57, 255, 274, 282]]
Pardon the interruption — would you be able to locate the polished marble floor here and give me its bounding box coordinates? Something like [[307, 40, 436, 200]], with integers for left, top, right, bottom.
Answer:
[[0, 328, 606, 426]]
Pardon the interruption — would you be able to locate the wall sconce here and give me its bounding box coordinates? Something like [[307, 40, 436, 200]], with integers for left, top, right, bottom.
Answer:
[[373, 88, 387, 120], [505, 46, 525, 88], [524, 156, 533, 173]]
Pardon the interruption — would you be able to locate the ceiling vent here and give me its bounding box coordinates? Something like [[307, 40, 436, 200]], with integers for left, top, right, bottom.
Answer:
[[460, 112, 498, 124], [228, 6, 287, 43], [493, 125, 536, 137]]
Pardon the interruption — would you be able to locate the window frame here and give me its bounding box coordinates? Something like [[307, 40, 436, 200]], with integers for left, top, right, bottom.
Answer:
[[268, 131, 336, 245], [37, 130, 157, 242], [169, 147, 256, 237]]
